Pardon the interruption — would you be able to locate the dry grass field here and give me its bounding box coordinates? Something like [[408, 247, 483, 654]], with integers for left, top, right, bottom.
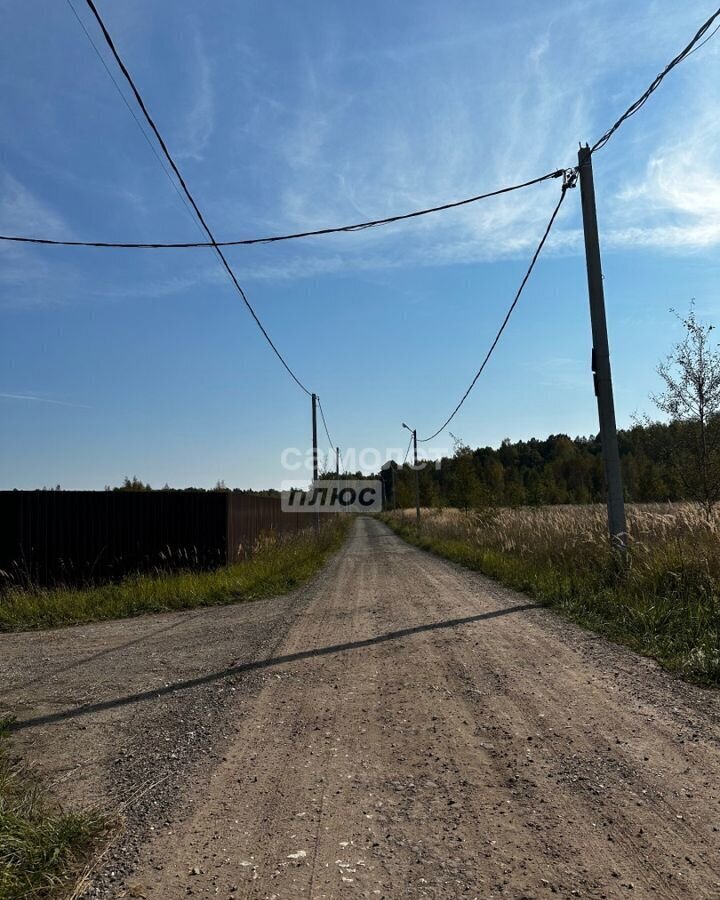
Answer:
[[383, 503, 720, 684]]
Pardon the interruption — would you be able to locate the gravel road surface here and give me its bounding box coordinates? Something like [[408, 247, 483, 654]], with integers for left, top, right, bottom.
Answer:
[[2, 516, 719, 899]]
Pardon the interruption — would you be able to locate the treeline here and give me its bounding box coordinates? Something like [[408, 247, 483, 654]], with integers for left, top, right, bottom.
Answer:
[[24, 418, 705, 509], [110, 477, 280, 495], [380, 420, 701, 509], [24, 478, 282, 496]]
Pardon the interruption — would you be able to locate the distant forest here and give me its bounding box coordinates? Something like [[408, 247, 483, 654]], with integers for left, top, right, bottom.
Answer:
[[381, 419, 706, 509], [27, 420, 707, 509]]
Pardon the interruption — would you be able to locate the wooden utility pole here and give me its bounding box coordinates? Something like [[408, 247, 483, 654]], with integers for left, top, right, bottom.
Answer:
[[578, 145, 627, 549], [336, 446, 340, 478], [311, 393, 320, 536]]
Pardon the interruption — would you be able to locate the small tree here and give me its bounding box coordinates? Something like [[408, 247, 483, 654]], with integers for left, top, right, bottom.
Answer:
[[115, 476, 152, 492], [395, 467, 416, 511], [652, 304, 720, 519], [448, 434, 482, 512]]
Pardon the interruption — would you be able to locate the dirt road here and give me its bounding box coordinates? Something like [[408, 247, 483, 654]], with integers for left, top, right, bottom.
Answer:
[[2, 517, 719, 899]]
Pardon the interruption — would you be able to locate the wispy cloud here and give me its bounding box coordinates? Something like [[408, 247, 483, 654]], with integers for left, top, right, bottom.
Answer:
[[225, 1, 720, 281], [174, 33, 214, 162], [0, 392, 90, 408], [606, 83, 720, 252], [0, 239, 74, 310], [0, 171, 70, 237], [214, 15, 587, 281], [3, 0, 718, 306]]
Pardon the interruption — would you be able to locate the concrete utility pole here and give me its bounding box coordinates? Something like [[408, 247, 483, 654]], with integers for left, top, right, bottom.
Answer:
[[335, 447, 341, 520], [413, 431, 420, 529], [311, 393, 320, 536], [403, 423, 421, 529], [578, 145, 627, 549]]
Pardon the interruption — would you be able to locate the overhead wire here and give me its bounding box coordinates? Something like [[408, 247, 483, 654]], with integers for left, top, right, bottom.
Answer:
[[683, 19, 720, 59], [0, 169, 566, 249], [317, 396, 335, 450], [408, 7, 720, 443], [591, 6, 720, 153], [417, 172, 575, 443], [402, 434, 413, 465], [80, 0, 312, 396], [8, 3, 720, 452], [64, 0, 202, 235], [2, 6, 719, 254]]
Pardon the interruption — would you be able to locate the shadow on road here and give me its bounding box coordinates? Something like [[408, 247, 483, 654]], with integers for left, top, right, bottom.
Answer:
[[6, 612, 206, 694], [12, 601, 536, 732]]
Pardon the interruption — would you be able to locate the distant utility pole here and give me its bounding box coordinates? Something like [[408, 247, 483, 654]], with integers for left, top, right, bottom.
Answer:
[[403, 423, 421, 529], [391, 464, 397, 510], [335, 446, 341, 521], [578, 145, 627, 549], [311, 393, 320, 536]]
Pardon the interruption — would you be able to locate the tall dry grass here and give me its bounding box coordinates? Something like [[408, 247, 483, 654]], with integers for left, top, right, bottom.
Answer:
[[383, 504, 720, 684], [0, 519, 351, 632]]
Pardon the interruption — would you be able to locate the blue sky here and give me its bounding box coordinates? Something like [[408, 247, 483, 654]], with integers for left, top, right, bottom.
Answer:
[[1, 0, 720, 489]]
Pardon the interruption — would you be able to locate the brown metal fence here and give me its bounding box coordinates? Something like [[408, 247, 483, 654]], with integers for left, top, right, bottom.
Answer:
[[226, 493, 313, 562], [0, 491, 314, 586]]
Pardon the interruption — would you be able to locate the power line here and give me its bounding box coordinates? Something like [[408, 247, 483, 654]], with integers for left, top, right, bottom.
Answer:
[[402, 434, 413, 465], [591, 6, 720, 153], [64, 0, 202, 234], [4, 6, 720, 255], [0, 169, 566, 249], [417, 172, 576, 444], [683, 19, 720, 59], [317, 396, 334, 449], [413, 7, 720, 443], [80, 0, 311, 396]]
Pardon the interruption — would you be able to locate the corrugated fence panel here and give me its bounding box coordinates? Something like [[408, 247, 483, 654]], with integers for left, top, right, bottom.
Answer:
[[0, 491, 227, 586], [0, 491, 324, 585], [226, 493, 315, 563]]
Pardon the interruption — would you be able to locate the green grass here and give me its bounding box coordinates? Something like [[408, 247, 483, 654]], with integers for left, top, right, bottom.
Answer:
[[381, 506, 720, 685], [0, 520, 351, 632], [0, 719, 107, 900]]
